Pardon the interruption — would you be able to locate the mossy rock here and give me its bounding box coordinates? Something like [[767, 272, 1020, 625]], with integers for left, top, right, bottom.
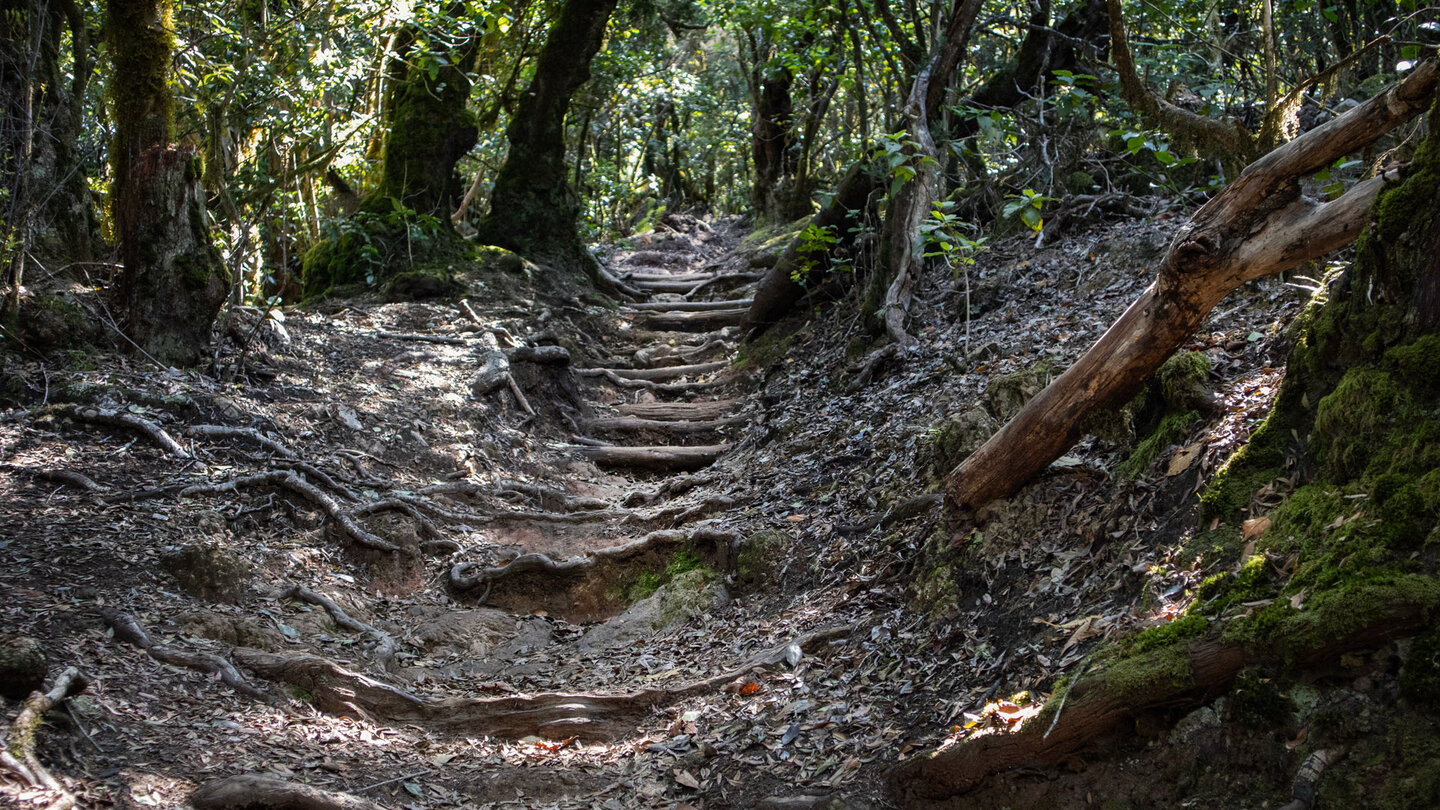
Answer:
[[383, 268, 465, 301], [1157, 350, 1213, 412], [161, 543, 250, 603], [651, 568, 724, 629], [736, 530, 794, 586], [932, 407, 998, 477], [0, 636, 47, 700], [909, 562, 962, 621], [982, 359, 1055, 422]]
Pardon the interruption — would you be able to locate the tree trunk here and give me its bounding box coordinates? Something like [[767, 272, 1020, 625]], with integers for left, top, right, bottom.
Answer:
[[108, 0, 229, 366], [368, 14, 480, 219], [945, 62, 1438, 512], [477, 0, 623, 289], [747, 40, 797, 223]]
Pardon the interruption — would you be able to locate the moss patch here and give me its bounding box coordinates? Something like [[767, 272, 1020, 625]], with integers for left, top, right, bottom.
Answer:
[[736, 530, 793, 586]]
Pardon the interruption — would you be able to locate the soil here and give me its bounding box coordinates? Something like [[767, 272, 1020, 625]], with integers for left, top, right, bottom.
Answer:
[[0, 206, 1423, 809]]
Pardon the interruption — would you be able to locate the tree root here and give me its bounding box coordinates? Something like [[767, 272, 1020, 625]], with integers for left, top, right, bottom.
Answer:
[[191, 774, 392, 810], [175, 471, 398, 552], [585, 414, 746, 437], [576, 367, 729, 394], [100, 609, 275, 704], [187, 424, 298, 459], [278, 585, 399, 672], [628, 299, 755, 312], [0, 667, 88, 810], [495, 479, 611, 512], [233, 624, 847, 740], [1277, 747, 1345, 810], [566, 443, 729, 472], [579, 360, 728, 382], [887, 596, 1436, 807], [6, 465, 103, 492], [616, 399, 741, 421], [57, 404, 190, 458], [637, 308, 748, 332], [448, 526, 741, 596]]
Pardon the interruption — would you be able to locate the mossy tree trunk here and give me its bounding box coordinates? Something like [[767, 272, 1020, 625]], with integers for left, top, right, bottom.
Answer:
[[1, 0, 98, 315], [107, 0, 229, 366], [367, 10, 481, 220], [476, 0, 622, 290]]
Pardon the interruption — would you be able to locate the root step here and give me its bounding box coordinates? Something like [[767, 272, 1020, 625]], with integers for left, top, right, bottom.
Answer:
[[566, 443, 729, 471]]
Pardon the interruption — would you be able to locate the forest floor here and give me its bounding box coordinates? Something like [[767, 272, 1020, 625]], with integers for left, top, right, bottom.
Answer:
[[0, 206, 1368, 810]]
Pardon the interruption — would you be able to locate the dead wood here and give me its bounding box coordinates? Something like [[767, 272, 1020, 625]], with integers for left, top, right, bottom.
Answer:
[[567, 443, 729, 472], [887, 596, 1435, 806], [629, 278, 711, 294], [188, 425, 298, 459], [637, 308, 748, 331], [628, 299, 755, 312], [192, 774, 392, 810], [683, 271, 765, 299], [0, 666, 88, 810], [58, 404, 190, 458], [634, 339, 731, 368], [622, 270, 715, 283], [234, 625, 848, 740], [617, 399, 741, 421], [507, 345, 572, 364], [100, 610, 273, 703], [278, 584, 399, 672], [945, 60, 1439, 512]]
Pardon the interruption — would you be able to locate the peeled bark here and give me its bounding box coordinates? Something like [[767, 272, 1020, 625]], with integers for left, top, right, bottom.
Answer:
[[945, 61, 1439, 512]]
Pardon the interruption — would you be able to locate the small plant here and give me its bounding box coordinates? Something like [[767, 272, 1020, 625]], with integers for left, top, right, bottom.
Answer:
[[790, 222, 841, 283], [1002, 188, 1055, 234]]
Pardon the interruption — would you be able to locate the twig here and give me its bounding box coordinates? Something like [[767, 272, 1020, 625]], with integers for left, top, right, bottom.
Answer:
[[1043, 654, 1092, 739], [373, 331, 466, 346], [353, 769, 432, 795]]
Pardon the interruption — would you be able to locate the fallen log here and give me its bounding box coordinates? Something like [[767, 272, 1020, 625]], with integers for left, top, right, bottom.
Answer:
[[566, 443, 729, 471], [585, 415, 745, 437], [888, 582, 1440, 806], [946, 61, 1439, 512]]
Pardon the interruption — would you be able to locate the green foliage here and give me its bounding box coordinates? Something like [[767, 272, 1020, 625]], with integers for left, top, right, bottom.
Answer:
[[1001, 189, 1054, 233], [790, 222, 840, 283]]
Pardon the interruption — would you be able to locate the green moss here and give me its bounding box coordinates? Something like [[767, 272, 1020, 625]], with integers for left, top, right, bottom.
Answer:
[[1104, 636, 1197, 692], [1228, 668, 1292, 728], [624, 571, 663, 602], [736, 329, 800, 371], [1157, 351, 1212, 410], [1127, 613, 1208, 655], [651, 568, 720, 629], [736, 530, 793, 585], [1402, 625, 1440, 706], [983, 359, 1055, 422], [1119, 409, 1198, 478]]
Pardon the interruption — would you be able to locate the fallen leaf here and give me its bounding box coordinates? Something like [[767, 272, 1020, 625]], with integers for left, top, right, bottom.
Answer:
[[1167, 443, 1203, 476], [786, 514, 807, 522], [1242, 516, 1271, 541], [674, 769, 700, 789]]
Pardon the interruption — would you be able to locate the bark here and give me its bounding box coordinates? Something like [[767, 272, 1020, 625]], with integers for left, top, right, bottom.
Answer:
[[743, 159, 885, 334], [568, 443, 730, 472], [746, 34, 797, 223], [107, 0, 228, 366], [944, 61, 1439, 512], [368, 13, 480, 219], [872, 0, 984, 346], [477, 0, 622, 289], [889, 597, 1438, 806]]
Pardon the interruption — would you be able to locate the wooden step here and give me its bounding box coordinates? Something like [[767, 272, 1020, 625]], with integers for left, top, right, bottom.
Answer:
[[627, 299, 754, 312], [624, 271, 712, 283], [567, 444, 729, 472], [617, 399, 740, 421], [585, 415, 745, 436], [637, 308, 748, 331], [630, 278, 711, 294], [577, 361, 727, 382]]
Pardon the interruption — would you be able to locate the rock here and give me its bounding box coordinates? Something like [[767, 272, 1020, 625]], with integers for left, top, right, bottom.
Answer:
[[931, 407, 998, 476], [737, 530, 794, 586], [0, 636, 47, 699], [408, 608, 513, 658], [161, 543, 251, 603]]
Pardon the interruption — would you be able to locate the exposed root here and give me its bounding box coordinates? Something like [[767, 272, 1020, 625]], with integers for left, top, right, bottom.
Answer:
[[1278, 747, 1345, 810], [566, 443, 729, 472], [57, 404, 190, 458], [0, 667, 89, 810], [100, 610, 274, 703], [578, 360, 728, 382], [495, 479, 610, 512], [7, 465, 103, 492], [585, 414, 745, 437], [448, 526, 741, 595], [175, 471, 398, 552], [628, 299, 754, 312], [191, 774, 391, 810], [637, 308, 748, 332], [634, 339, 732, 368], [233, 625, 848, 740], [835, 493, 943, 536], [278, 584, 399, 672], [187, 425, 298, 459], [617, 399, 741, 421], [575, 367, 727, 394]]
